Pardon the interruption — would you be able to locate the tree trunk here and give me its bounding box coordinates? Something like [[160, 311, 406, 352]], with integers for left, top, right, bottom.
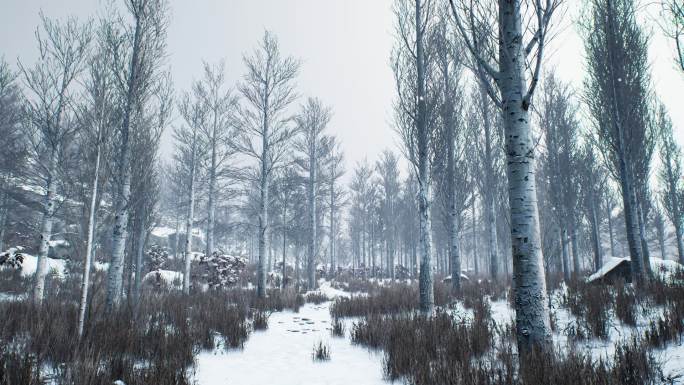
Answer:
[[106, 13, 144, 310], [451, 214, 461, 291], [282, 207, 287, 289], [480, 87, 499, 280], [307, 148, 317, 290], [133, 216, 146, 300], [472, 201, 479, 276], [676, 224, 684, 264], [657, 216, 667, 260], [78, 141, 102, 337], [182, 131, 198, 295], [0, 187, 8, 253], [560, 228, 570, 282], [498, 0, 552, 354], [415, 0, 434, 314], [257, 110, 270, 298], [607, 202, 617, 257], [329, 187, 335, 276], [637, 200, 653, 279], [33, 152, 58, 304], [570, 222, 580, 275], [590, 199, 603, 271]]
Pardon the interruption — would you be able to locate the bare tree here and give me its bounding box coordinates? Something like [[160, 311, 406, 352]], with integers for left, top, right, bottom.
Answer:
[[538, 73, 581, 280], [392, 0, 439, 314], [0, 60, 26, 253], [663, 0, 684, 72], [431, 9, 469, 291], [376, 150, 401, 279], [176, 88, 207, 294], [75, 23, 119, 336], [326, 137, 346, 276], [293, 97, 332, 290], [235, 31, 299, 298], [657, 103, 684, 264], [196, 61, 238, 260], [105, 0, 169, 309], [584, 0, 654, 287], [449, 0, 561, 354], [19, 15, 92, 304]]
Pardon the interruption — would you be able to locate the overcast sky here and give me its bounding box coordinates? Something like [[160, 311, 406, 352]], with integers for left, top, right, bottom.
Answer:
[[1, 0, 683, 182]]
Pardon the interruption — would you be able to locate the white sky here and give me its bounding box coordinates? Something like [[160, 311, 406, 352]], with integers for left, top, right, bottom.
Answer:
[[1, 0, 683, 183]]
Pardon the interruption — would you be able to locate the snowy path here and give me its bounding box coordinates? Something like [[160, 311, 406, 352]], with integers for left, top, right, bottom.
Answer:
[[195, 302, 389, 385]]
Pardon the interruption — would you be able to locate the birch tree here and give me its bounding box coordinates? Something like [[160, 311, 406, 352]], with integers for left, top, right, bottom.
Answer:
[[657, 103, 684, 264], [196, 61, 238, 260], [235, 31, 299, 298], [432, 10, 469, 291], [176, 88, 207, 294], [293, 97, 332, 290], [584, 0, 654, 287], [106, 0, 169, 309], [76, 25, 118, 336], [449, 0, 561, 355], [393, 0, 439, 314], [578, 143, 607, 272], [19, 15, 91, 304], [538, 73, 581, 280], [376, 150, 400, 279], [0, 60, 25, 253], [326, 137, 346, 276], [129, 73, 171, 300]]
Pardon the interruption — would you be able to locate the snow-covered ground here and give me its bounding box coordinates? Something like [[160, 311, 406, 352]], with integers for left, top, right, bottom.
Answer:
[[489, 289, 684, 383], [195, 302, 386, 385]]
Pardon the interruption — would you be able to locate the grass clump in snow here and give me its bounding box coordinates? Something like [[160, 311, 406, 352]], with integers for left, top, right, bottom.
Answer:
[[305, 291, 329, 304], [331, 316, 345, 337], [311, 341, 331, 361], [251, 309, 270, 331]]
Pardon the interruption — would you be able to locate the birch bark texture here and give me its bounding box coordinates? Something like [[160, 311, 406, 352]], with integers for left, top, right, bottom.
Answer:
[[236, 31, 299, 298], [450, 0, 561, 355]]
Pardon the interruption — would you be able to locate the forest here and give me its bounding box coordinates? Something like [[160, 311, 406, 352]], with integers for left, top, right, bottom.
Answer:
[[1, 0, 684, 384]]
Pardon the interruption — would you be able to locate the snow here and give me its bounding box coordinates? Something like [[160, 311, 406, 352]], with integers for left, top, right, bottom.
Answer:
[[309, 280, 351, 299], [586, 257, 683, 283], [142, 270, 183, 288], [3, 253, 67, 279], [586, 257, 628, 283], [93, 261, 109, 271], [195, 302, 386, 385], [151, 226, 176, 238]]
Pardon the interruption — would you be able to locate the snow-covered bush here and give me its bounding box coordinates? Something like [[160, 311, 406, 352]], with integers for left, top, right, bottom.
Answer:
[[199, 251, 248, 289], [146, 244, 169, 272], [0, 247, 25, 269]]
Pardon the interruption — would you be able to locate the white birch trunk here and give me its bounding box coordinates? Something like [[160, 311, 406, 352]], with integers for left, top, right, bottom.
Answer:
[[206, 121, 218, 259], [590, 199, 603, 272], [560, 228, 570, 281], [183, 138, 197, 295], [307, 148, 317, 290], [499, 0, 551, 353], [78, 134, 102, 338], [257, 115, 269, 298], [329, 186, 335, 276], [33, 152, 58, 304]]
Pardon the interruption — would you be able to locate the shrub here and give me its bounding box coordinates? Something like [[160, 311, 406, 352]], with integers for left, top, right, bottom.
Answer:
[[312, 341, 330, 361]]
